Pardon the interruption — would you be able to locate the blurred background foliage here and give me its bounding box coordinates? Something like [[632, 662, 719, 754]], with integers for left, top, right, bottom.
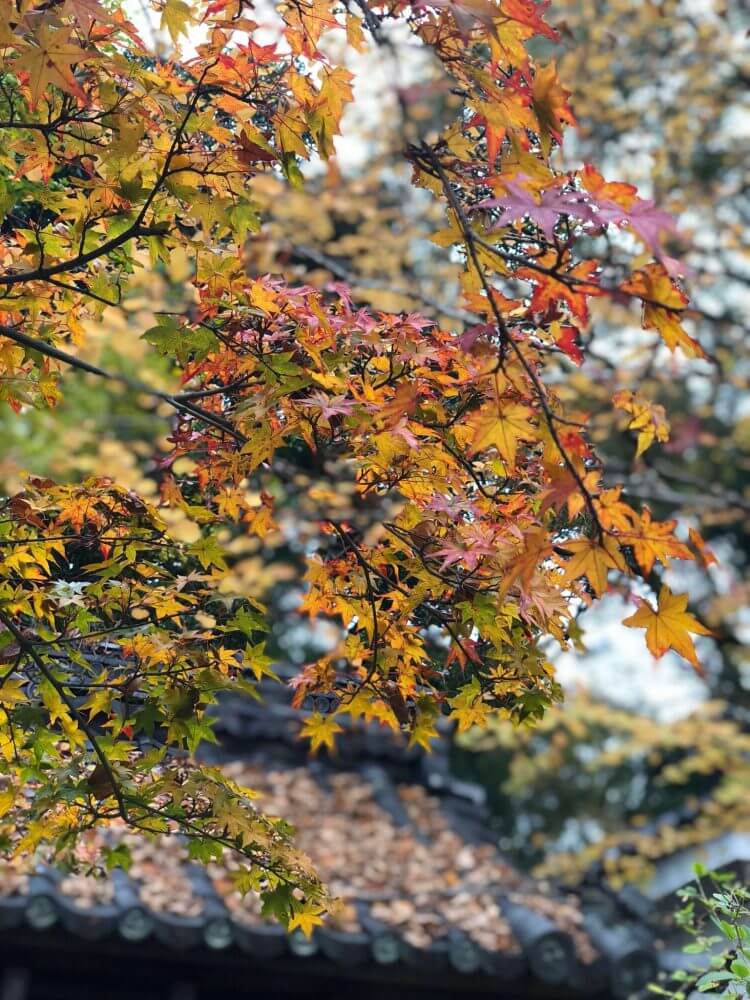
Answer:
[[2, 0, 748, 886]]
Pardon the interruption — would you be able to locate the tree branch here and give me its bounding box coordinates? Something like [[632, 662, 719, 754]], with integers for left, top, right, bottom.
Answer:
[[0, 323, 245, 443]]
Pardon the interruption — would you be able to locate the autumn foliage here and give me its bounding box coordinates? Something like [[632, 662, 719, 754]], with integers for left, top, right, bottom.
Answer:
[[0, 0, 715, 925]]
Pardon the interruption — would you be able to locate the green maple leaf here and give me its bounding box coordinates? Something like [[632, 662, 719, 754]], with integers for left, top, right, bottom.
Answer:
[[261, 883, 295, 925], [160, 0, 194, 43], [225, 606, 269, 637], [133, 702, 164, 738], [244, 641, 278, 681], [103, 844, 133, 872], [187, 839, 223, 864], [189, 534, 227, 570]]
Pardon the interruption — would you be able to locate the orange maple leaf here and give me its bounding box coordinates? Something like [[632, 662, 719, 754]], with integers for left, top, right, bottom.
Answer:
[[621, 263, 705, 359], [540, 466, 600, 520], [500, 526, 554, 597], [594, 486, 638, 533], [621, 507, 692, 575], [622, 585, 713, 670], [22, 25, 99, 109], [688, 527, 718, 569], [579, 163, 637, 210], [521, 260, 600, 325], [558, 535, 627, 597], [531, 61, 576, 156]]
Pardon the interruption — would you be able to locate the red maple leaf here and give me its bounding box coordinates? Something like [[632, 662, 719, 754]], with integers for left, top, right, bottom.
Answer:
[[520, 260, 600, 325], [554, 323, 584, 364]]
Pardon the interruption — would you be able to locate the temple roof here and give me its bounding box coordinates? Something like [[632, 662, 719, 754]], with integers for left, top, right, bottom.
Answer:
[[0, 692, 662, 999], [2, 665, 730, 999]]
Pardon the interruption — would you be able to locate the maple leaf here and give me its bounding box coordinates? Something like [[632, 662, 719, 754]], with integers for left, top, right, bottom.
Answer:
[[551, 322, 584, 364], [499, 526, 555, 598], [448, 677, 492, 733], [287, 905, 325, 938], [612, 390, 670, 457], [621, 264, 705, 358], [22, 25, 98, 109], [688, 527, 718, 569], [594, 487, 639, 533], [540, 466, 589, 517], [501, 0, 558, 41], [621, 507, 693, 575], [479, 180, 584, 240], [80, 687, 114, 719], [579, 167, 681, 267], [619, 199, 677, 257], [407, 700, 440, 750], [414, 0, 504, 39], [189, 535, 227, 570], [299, 391, 355, 421], [445, 636, 481, 670], [299, 712, 343, 753], [0, 678, 29, 709], [579, 163, 637, 209], [244, 642, 279, 682], [64, 0, 115, 32], [433, 526, 498, 571], [465, 399, 537, 466], [532, 61, 576, 156], [161, 0, 195, 43], [237, 130, 277, 166], [522, 260, 600, 325], [584, 190, 677, 252], [558, 535, 627, 597], [0, 786, 16, 820], [426, 492, 476, 519], [622, 586, 713, 670]]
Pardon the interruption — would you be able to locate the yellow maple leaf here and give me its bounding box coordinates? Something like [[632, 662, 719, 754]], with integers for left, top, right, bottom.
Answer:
[[407, 714, 439, 751], [345, 12, 366, 51], [0, 677, 28, 709], [0, 784, 16, 819], [299, 712, 343, 753], [79, 688, 113, 719], [341, 691, 399, 730], [0, 339, 25, 371], [448, 677, 492, 734], [406, 699, 440, 750], [248, 279, 280, 315], [465, 399, 537, 467], [287, 905, 325, 938], [621, 264, 705, 359], [558, 535, 627, 597], [23, 25, 97, 109], [160, 0, 194, 44], [612, 390, 670, 458], [622, 586, 713, 670]]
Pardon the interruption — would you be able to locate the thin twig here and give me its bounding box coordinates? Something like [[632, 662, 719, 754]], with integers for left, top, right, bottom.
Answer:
[[0, 324, 245, 443]]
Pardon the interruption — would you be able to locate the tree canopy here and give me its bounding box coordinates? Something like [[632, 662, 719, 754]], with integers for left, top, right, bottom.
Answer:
[[453, 0, 749, 885], [0, 0, 718, 925]]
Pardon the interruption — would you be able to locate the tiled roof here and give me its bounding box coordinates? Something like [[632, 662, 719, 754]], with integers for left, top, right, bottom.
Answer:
[[0, 751, 657, 998], [0, 663, 662, 998]]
